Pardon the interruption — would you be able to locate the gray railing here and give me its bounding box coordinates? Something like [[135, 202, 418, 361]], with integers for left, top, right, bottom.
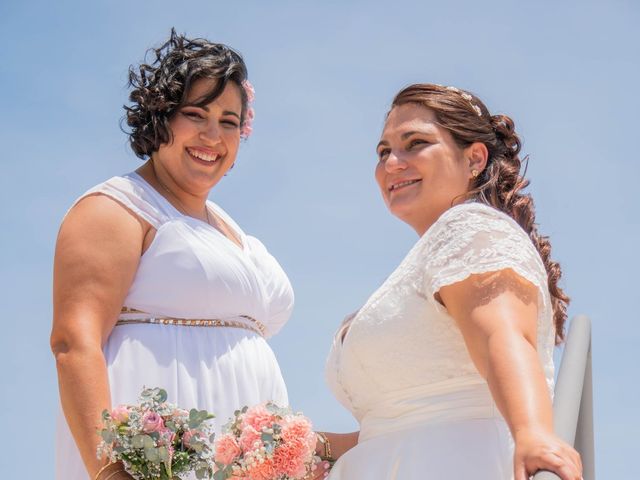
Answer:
[[533, 314, 595, 480]]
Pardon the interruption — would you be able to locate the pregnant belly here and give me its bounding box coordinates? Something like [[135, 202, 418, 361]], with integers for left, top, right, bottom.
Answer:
[[104, 324, 288, 432]]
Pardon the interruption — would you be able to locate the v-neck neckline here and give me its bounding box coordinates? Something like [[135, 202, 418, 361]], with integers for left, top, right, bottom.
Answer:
[[130, 172, 247, 253], [338, 233, 426, 348], [337, 202, 486, 348]]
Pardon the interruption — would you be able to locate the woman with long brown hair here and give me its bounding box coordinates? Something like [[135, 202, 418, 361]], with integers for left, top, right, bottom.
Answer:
[[319, 84, 582, 479]]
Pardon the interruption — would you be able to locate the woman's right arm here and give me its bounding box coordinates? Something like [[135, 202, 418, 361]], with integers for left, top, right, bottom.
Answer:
[[51, 194, 147, 478]]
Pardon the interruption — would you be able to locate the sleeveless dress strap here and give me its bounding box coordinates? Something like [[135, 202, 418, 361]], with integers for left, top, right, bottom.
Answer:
[[70, 173, 171, 229]]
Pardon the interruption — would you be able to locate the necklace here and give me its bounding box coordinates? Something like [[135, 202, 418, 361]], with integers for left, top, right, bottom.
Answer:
[[152, 167, 213, 226]]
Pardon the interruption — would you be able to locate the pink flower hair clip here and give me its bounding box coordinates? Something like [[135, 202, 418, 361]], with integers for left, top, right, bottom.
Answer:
[[241, 80, 255, 138]]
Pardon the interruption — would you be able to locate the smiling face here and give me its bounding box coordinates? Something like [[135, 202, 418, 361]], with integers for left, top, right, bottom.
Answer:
[[151, 77, 243, 198], [376, 103, 474, 235]]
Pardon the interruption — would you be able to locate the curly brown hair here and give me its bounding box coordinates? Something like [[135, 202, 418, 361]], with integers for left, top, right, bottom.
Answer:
[[391, 84, 569, 343], [124, 29, 250, 159]]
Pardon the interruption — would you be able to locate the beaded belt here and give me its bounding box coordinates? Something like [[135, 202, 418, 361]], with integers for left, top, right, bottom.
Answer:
[[117, 307, 266, 337]]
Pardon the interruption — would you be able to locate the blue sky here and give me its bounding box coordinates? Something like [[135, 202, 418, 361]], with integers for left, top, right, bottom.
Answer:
[[0, 0, 638, 477]]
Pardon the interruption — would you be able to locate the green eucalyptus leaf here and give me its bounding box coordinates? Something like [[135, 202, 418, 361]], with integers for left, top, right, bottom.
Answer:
[[144, 446, 160, 462], [192, 441, 204, 453], [100, 430, 115, 444], [156, 388, 168, 403], [188, 409, 212, 429], [131, 434, 146, 448], [140, 386, 168, 405], [143, 435, 156, 449], [264, 442, 275, 455], [195, 462, 212, 479]]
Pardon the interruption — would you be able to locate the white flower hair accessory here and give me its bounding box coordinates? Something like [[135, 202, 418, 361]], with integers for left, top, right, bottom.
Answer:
[[444, 85, 483, 117]]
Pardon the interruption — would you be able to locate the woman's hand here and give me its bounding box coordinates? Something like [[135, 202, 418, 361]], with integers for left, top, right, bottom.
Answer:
[[514, 429, 582, 480]]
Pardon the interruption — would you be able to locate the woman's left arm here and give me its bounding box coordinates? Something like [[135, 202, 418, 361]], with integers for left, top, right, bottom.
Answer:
[[438, 269, 582, 480]]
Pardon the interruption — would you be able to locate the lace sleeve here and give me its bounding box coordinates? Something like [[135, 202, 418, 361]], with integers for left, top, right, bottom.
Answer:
[[422, 203, 549, 310], [420, 203, 556, 393]]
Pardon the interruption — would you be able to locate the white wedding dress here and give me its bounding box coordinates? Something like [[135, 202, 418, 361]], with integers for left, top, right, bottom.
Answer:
[[55, 172, 294, 479], [325, 203, 555, 479]]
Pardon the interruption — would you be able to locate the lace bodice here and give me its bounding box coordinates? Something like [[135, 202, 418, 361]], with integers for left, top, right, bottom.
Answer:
[[325, 203, 555, 434]]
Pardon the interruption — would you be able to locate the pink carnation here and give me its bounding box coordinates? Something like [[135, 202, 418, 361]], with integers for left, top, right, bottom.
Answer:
[[111, 405, 130, 425], [245, 456, 276, 480], [142, 411, 164, 433], [214, 433, 242, 465], [281, 416, 315, 451], [241, 405, 274, 433], [239, 425, 263, 452], [273, 439, 309, 478]]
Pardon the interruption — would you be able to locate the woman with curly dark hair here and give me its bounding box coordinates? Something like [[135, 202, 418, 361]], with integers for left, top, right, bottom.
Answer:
[[319, 84, 582, 479], [50, 31, 320, 480]]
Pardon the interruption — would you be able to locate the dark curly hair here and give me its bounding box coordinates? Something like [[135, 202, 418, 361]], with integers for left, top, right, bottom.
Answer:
[[124, 29, 249, 159], [391, 84, 569, 344]]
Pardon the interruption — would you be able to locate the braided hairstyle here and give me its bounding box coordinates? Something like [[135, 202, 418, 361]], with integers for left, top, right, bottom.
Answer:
[[391, 84, 569, 343], [124, 28, 249, 159]]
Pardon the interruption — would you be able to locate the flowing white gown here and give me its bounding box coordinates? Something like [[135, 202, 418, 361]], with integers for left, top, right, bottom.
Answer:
[[55, 172, 294, 480], [325, 203, 555, 479]]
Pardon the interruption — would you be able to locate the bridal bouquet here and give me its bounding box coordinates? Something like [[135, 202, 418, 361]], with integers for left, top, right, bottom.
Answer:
[[213, 403, 320, 480], [97, 387, 216, 480]]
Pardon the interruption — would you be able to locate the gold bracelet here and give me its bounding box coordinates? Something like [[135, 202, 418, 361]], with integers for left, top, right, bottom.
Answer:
[[316, 431, 333, 461], [94, 464, 112, 480], [103, 470, 126, 480], [94, 462, 126, 480]]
